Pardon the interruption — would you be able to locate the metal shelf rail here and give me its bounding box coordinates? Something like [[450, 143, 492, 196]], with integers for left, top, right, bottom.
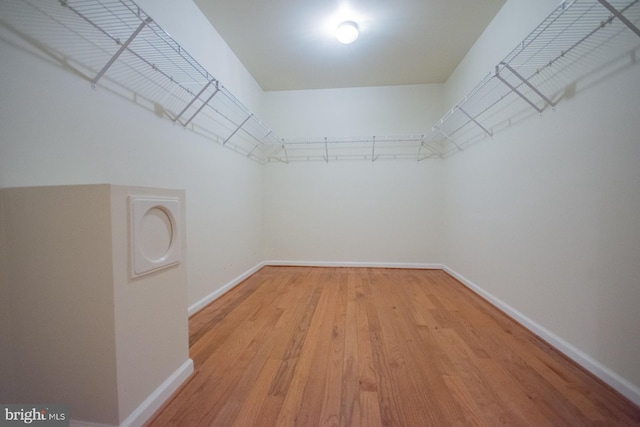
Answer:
[[422, 0, 640, 158], [6, 0, 287, 163], [4, 0, 639, 163]]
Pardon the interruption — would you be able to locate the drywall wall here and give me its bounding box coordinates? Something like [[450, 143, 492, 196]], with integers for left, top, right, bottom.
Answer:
[[263, 84, 442, 136], [262, 84, 444, 265], [442, 0, 640, 403], [0, 0, 264, 309], [0, 193, 15, 402], [264, 160, 443, 265]]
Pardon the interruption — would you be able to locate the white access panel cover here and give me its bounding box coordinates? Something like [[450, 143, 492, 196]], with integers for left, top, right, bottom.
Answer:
[[129, 196, 181, 278]]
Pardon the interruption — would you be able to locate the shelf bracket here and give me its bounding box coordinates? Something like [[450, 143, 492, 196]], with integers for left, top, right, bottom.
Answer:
[[181, 83, 220, 127], [371, 136, 376, 163], [174, 80, 213, 124], [281, 138, 290, 164], [324, 137, 329, 163], [495, 63, 556, 114], [597, 0, 640, 37], [267, 144, 286, 163], [223, 114, 253, 145], [458, 107, 493, 138], [421, 139, 440, 156], [502, 62, 557, 108], [91, 17, 152, 87], [418, 142, 439, 161], [434, 127, 463, 152], [246, 130, 273, 158]]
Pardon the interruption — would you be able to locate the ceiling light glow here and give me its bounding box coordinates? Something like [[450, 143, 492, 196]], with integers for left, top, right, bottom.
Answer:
[[336, 21, 359, 44]]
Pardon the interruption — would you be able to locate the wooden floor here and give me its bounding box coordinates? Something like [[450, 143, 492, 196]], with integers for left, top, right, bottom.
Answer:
[[147, 267, 640, 426]]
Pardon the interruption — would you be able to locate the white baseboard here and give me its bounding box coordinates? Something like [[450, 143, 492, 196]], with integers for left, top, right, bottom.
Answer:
[[119, 358, 194, 427], [442, 265, 640, 407], [264, 260, 442, 270], [69, 359, 194, 427], [188, 262, 266, 317]]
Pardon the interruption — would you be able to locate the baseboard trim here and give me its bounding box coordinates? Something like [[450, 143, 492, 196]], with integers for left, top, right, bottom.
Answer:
[[69, 359, 194, 427], [442, 265, 640, 407], [119, 358, 194, 427], [188, 262, 266, 317], [264, 260, 442, 270]]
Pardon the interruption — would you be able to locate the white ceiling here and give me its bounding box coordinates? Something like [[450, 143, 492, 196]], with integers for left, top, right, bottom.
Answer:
[[194, 0, 506, 91]]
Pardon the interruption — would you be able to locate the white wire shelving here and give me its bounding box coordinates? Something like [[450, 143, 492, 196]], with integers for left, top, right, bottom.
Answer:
[[3, 0, 286, 163], [422, 0, 640, 158], [284, 0, 640, 162], [3, 0, 639, 163]]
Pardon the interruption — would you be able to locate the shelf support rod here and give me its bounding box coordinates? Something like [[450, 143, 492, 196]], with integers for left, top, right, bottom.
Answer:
[[282, 139, 290, 164], [501, 62, 557, 107], [246, 143, 260, 158], [182, 83, 220, 127], [458, 107, 493, 138], [174, 81, 213, 124], [266, 145, 284, 162], [246, 129, 273, 158], [278, 139, 290, 164], [223, 114, 253, 145], [434, 127, 463, 152], [597, 0, 640, 37], [91, 17, 152, 87], [324, 137, 329, 163], [495, 66, 544, 113], [420, 140, 440, 156], [371, 136, 376, 163]]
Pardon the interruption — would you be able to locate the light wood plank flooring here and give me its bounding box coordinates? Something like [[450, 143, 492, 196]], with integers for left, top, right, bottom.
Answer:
[[147, 267, 640, 426]]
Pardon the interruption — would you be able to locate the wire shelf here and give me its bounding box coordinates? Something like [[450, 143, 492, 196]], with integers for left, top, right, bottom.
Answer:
[[428, 0, 640, 157], [3, 0, 638, 163], [3, 0, 286, 163], [279, 135, 434, 163]]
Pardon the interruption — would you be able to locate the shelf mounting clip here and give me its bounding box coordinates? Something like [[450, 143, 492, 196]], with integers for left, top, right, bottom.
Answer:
[[597, 0, 640, 38]]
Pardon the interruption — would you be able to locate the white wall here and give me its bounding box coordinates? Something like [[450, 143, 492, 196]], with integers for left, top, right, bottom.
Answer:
[[263, 84, 442, 136], [0, 0, 264, 311], [442, 0, 640, 403], [262, 84, 444, 265], [264, 160, 443, 265]]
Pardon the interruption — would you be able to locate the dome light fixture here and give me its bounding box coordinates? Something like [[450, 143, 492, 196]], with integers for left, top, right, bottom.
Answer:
[[336, 20, 359, 44]]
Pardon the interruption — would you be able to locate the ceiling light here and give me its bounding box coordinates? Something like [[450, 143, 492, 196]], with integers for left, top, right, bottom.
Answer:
[[336, 21, 359, 44]]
